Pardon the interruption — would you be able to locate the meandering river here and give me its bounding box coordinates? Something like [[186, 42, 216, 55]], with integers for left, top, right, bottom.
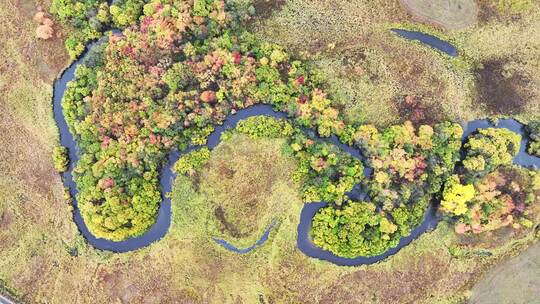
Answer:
[[52, 30, 538, 264]]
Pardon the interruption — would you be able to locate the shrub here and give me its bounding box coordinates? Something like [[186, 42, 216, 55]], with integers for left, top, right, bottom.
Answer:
[[526, 121, 540, 157], [65, 35, 86, 59], [236, 116, 294, 138], [174, 148, 211, 175], [52, 146, 69, 172]]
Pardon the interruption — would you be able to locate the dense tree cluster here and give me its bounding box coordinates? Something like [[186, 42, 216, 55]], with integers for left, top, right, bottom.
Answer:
[[59, 0, 538, 251], [439, 129, 538, 234], [462, 128, 521, 181], [311, 201, 399, 258], [50, 0, 111, 58], [62, 0, 350, 240], [287, 132, 364, 205], [50, 0, 160, 58], [308, 122, 464, 257], [441, 168, 540, 234], [350, 122, 463, 235]]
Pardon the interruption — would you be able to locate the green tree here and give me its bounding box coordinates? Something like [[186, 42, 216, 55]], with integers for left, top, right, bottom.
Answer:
[[311, 201, 400, 258], [463, 128, 521, 180]]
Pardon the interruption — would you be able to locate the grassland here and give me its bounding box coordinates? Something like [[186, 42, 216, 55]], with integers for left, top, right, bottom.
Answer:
[[1, 0, 540, 303], [250, 0, 540, 126], [195, 134, 297, 248]]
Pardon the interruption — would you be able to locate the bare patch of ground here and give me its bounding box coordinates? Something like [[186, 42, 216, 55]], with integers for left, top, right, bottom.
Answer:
[[476, 0, 502, 23], [214, 205, 246, 238], [254, 0, 409, 55], [399, 0, 479, 29], [318, 32, 457, 125], [11, 0, 68, 82], [0, 210, 13, 229], [321, 252, 460, 304], [0, 102, 59, 198], [475, 59, 532, 115], [470, 240, 540, 304]]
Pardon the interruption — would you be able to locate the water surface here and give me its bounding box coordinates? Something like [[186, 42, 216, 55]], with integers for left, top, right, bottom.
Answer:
[[391, 29, 458, 57]]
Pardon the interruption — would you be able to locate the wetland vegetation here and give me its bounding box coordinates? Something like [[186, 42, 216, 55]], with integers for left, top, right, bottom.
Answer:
[[1, 0, 540, 303]]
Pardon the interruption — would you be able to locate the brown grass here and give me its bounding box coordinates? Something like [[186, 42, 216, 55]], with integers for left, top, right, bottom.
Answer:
[[475, 59, 534, 115]]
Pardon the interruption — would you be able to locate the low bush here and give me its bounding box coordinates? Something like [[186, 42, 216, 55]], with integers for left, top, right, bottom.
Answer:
[[235, 116, 294, 139], [52, 146, 69, 172], [174, 148, 211, 175], [526, 121, 540, 157]]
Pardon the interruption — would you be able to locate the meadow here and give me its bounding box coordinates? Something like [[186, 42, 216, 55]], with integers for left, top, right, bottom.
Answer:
[[1, 0, 540, 303]]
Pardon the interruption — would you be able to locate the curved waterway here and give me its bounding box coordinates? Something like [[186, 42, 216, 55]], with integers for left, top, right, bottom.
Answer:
[[53, 33, 538, 263], [52, 34, 371, 253], [296, 118, 540, 265], [213, 220, 279, 254]]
